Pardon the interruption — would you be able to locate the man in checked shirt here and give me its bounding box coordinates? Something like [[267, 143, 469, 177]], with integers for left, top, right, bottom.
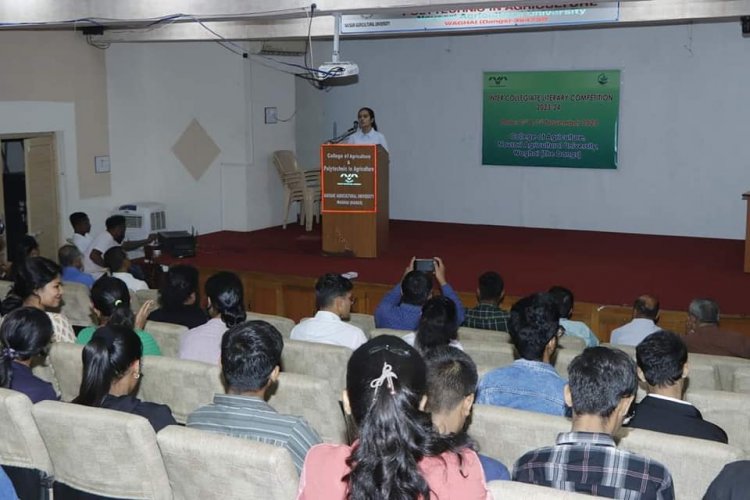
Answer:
[[513, 347, 675, 499]]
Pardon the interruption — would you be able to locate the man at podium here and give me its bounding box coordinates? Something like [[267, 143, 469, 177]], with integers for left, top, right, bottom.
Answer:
[[346, 107, 389, 152]]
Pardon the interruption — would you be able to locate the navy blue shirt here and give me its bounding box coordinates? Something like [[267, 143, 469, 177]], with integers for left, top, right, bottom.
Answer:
[[9, 362, 58, 403]]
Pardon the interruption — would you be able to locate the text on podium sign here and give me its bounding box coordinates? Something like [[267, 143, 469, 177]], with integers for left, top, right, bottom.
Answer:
[[320, 144, 378, 213]]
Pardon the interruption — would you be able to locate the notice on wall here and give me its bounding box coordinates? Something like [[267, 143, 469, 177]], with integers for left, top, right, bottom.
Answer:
[[341, 2, 619, 34], [321, 144, 378, 213], [482, 70, 620, 169]]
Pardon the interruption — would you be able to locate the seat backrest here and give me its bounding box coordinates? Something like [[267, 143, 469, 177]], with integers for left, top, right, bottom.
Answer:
[[59, 281, 94, 327], [273, 149, 300, 177], [552, 348, 578, 378], [281, 339, 352, 394], [0, 388, 53, 474], [268, 372, 346, 444], [689, 352, 750, 390], [137, 355, 223, 424], [684, 389, 750, 456], [487, 480, 594, 499], [470, 404, 570, 469], [246, 311, 296, 338], [158, 425, 298, 500], [731, 365, 750, 394], [457, 326, 511, 344], [48, 342, 84, 402], [347, 313, 375, 337], [369, 328, 412, 338], [462, 340, 515, 369], [144, 320, 188, 358], [32, 400, 172, 500], [617, 427, 745, 500], [136, 288, 160, 306], [558, 335, 587, 351]]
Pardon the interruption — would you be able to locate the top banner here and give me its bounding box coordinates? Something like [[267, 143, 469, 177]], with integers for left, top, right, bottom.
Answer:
[[341, 2, 619, 34]]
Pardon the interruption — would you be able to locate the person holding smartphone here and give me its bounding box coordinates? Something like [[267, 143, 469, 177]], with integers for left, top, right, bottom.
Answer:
[[374, 257, 465, 330]]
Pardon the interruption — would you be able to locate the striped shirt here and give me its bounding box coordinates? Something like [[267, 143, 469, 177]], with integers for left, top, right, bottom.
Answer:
[[513, 432, 674, 499], [187, 394, 321, 474]]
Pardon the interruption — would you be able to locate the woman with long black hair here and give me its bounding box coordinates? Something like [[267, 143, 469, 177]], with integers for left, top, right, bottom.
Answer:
[[1, 257, 76, 343], [345, 107, 389, 152], [297, 335, 489, 499], [75, 276, 161, 356], [0, 307, 57, 403], [147, 264, 207, 328], [73, 325, 175, 432], [178, 271, 246, 364]]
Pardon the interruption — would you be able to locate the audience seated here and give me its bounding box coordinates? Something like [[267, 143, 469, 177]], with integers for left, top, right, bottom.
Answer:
[[1, 257, 76, 343], [548, 286, 599, 347], [73, 325, 176, 432], [297, 335, 489, 499], [147, 264, 208, 329], [374, 257, 465, 330], [424, 345, 510, 481], [69, 211, 92, 255], [627, 330, 727, 443], [290, 273, 367, 350], [0, 308, 57, 403], [84, 215, 155, 279], [104, 246, 148, 292], [683, 299, 750, 359], [703, 460, 750, 500], [76, 276, 161, 355], [179, 271, 246, 364], [463, 271, 510, 332], [187, 320, 321, 474], [403, 296, 464, 353], [610, 294, 661, 347], [58, 244, 95, 289], [513, 346, 674, 499], [477, 293, 568, 416]]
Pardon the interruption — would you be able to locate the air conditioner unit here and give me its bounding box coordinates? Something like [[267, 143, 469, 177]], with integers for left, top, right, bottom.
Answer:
[[111, 202, 167, 258]]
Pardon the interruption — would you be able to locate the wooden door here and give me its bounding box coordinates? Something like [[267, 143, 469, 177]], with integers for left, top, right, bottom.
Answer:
[[24, 135, 59, 258]]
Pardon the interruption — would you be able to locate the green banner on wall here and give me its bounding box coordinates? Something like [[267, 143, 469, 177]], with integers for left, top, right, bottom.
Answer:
[[482, 70, 620, 169]]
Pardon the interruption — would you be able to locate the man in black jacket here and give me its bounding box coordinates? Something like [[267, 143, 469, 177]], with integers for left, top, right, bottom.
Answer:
[[627, 330, 727, 443]]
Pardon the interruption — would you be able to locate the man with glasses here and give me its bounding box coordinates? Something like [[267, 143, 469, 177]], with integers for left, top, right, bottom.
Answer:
[[476, 292, 568, 416], [290, 273, 367, 350]]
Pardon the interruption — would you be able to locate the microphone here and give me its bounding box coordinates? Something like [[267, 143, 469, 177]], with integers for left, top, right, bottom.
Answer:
[[346, 120, 359, 133]]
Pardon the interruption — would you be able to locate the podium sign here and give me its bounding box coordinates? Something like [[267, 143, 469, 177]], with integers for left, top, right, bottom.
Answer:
[[320, 144, 389, 258], [321, 144, 378, 213]]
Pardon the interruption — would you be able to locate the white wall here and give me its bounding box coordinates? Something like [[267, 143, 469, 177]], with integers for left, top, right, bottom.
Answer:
[[297, 22, 750, 239], [106, 42, 298, 235]]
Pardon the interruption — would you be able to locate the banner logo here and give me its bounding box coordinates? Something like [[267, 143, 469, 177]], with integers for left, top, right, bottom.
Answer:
[[338, 173, 361, 186]]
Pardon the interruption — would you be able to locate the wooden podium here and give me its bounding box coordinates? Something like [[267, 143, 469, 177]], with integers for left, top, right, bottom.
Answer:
[[320, 144, 389, 258], [744, 192, 750, 272]]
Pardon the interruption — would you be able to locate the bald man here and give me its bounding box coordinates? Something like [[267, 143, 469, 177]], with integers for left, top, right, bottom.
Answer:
[[610, 295, 661, 346]]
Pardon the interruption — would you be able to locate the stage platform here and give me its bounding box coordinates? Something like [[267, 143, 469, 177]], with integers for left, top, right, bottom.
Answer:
[[167, 220, 750, 328]]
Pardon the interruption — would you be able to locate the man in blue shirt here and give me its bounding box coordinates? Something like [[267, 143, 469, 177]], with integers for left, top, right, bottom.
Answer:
[[476, 292, 568, 416], [374, 257, 464, 330], [58, 244, 95, 288]]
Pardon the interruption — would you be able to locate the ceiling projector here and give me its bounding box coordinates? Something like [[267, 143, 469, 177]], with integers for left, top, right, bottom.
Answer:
[[317, 61, 359, 80]]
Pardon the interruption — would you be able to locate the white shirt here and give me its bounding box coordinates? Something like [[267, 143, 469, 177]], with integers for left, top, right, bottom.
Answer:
[[346, 129, 389, 152], [179, 317, 227, 364], [83, 231, 118, 278], [72, 233, 92, 255], [610, 318, 660, 347], [290, 310, 367, 351], [112, 272, 148, 292]]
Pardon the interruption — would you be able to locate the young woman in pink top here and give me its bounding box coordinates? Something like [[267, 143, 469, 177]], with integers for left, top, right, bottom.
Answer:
[[297, 335, 490, 499]]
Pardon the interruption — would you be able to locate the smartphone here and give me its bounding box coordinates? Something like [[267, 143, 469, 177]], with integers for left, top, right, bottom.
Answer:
[[413, 259, 435, 273]]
